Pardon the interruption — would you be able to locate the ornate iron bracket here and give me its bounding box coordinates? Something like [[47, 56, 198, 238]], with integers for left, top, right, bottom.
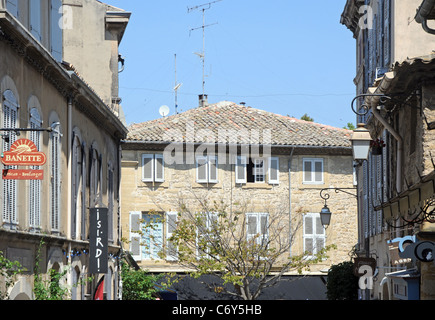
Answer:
[[351, 93, 392, 116], [320, 188, 358, 203]]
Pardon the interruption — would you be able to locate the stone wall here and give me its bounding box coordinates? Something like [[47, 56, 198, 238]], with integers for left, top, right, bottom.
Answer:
[[121, 148, 358, 274]]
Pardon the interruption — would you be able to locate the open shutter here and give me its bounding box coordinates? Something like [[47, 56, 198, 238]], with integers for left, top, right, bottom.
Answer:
[[196, 156, 208, 183], [235, 156, 247, 184], [166, 212, 178, 261], [268, 157, 279, 184], [208, 156, 218, 183], [130, 212, 142, 260], [154, 154, 164, 182], [142, 154, 153, 182], [30, 0, 42, 41], [6, 0, 18, 18], [50, 0, 63, 61]]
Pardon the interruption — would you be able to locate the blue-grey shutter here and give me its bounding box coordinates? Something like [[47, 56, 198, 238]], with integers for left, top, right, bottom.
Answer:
[[6, 0, 18, 18], [30, 0, 42, 41], [235, 156, 247, 184], [50, 0, 63, 61], [268, 157, 279, 184], [130, 212, 142, 260]]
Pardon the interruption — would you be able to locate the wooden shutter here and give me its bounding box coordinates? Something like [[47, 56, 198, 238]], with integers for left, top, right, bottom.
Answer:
[[129, 212, 142, 260], [2, 90, 18, 226], [166, 212, 178, 261], [208, 156, 218, 183], [50, 122, 61, 232], [314, 159, 323, 183], [142, 154, 154, 182], [6, 0, 18, 18], [196, 156, 208, 183], [30, 0, 42, 41], [235, 155, 247, 184], [268, 157, 279, 184], [29, 109, 42, 230], [50, 0, 63, 61], [154, 154, 164, 182]]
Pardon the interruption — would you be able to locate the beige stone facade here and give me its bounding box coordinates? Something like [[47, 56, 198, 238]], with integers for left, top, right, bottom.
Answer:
[[121, 104, 358, 276]]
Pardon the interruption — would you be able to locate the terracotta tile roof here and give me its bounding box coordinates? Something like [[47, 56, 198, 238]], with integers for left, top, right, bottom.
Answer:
[[126, 101, 351, 148]]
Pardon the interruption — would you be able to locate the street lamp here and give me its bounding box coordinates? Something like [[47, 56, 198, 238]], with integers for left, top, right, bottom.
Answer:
[[320, 204, 332, 228], [350, 123, 372, 162]]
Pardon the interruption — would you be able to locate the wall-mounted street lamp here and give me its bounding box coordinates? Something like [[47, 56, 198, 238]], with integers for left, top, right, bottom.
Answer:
[[350, 123, 372, 162], [319, 188, 357, 228]]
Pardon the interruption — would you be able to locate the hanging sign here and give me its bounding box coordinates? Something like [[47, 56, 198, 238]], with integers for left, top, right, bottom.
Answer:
[[89, 207, 108, 274], [1, 139, 46, 166]]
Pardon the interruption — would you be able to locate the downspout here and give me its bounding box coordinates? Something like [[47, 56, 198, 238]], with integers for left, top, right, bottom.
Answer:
[[371, 106, 402, 194], [288, 147, 294, 256]]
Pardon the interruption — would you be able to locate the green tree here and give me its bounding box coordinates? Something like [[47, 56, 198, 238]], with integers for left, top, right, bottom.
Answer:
[[120, 260, 163, 300], [300, 113, 314, 122], [152, 198, 335, 300], [326, 261, 359, 300], [0, 251, 25, 300], [343, 122, 356, 130]]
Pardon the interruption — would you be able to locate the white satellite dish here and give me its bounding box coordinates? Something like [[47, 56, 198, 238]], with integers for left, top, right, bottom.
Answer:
[[159, 105, 170, 117]]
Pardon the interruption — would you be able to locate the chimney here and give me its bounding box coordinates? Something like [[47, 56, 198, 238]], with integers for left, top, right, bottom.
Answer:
[[198, 94, 208, 107]]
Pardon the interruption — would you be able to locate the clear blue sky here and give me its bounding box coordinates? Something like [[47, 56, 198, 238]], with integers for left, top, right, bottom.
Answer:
[[105, 0, 357, 129]]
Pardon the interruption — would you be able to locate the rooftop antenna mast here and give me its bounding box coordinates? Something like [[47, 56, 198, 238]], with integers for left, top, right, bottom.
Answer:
[[174, 54, 182, 114], [188, 0, 222, 106]]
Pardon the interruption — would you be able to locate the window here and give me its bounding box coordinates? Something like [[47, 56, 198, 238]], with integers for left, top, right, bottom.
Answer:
[[235, 156, 279, 184], [2, 90, 18, 228], [246, 213, 269, 248], [303, 158, 324, 184], [129, 211, 176, 261], [50, 122, 61, 232], [197, 212, 218, 258], [142, 154, 164, 182], [303, 213, 325, 258], [29, 108, 42, 231], [196, 155, 217, 183]]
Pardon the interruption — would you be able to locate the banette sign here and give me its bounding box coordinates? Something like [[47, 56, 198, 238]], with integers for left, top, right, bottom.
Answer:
[[1, 139, 47, 166]]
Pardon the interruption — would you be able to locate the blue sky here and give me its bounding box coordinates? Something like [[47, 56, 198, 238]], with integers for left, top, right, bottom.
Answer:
[[105, 0, 357, 129]]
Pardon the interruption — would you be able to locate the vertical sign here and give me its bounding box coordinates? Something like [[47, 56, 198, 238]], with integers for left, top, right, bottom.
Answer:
[[89, 207, 108, 274]]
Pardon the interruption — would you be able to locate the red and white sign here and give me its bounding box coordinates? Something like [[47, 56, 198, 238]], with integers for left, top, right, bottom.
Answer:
[[1, 139, 46, 166], [2, 169, 44, 180]]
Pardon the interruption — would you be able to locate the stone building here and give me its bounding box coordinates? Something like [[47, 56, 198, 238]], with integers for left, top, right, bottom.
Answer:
[[341, 0, 435, 300], [0, 0, 129, 299], [121, 100, 358, 299]]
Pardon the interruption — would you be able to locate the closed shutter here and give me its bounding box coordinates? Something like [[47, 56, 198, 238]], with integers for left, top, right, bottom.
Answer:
[[2, 90, 18, 226], [50, 123, 61, 231], [196, 156, 208, 183], [30, 109, 42, 230], [303, 160, 312, 182], [130, 212, 142, 260], [268, 157, 279, 184], [235, 155, 247, 184], [154, 154, 164, 182], [142, 154, 153, 182], [303, 213, 325, 257], [314, 160, 323, 183], [166, 212, 178, 261], [208, 156, 218, 183]]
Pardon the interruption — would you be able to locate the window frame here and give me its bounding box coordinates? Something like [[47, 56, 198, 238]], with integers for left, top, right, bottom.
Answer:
[[196, 155, 218, 184], [302, 158, 324, 184], [142, 153, 164, 183]]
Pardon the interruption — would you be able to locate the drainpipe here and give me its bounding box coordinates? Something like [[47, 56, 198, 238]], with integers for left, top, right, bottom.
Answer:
[[288, 147, 294, 256], [371, 106, 402, 194]]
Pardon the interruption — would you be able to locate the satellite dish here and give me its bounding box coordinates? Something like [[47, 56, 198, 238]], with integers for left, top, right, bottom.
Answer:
[[159, 105, 170, 117]]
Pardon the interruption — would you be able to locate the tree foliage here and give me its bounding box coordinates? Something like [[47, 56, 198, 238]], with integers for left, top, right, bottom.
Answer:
[[326, 261, 359, 300], [141, 197, 335, 300], [0, 251, 25, 300], [120, 260, 163, 300]]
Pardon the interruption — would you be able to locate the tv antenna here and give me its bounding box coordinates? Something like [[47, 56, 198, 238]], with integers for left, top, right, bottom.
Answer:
[[188, 0, 222, 105], [174, 54, 182, 114]]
